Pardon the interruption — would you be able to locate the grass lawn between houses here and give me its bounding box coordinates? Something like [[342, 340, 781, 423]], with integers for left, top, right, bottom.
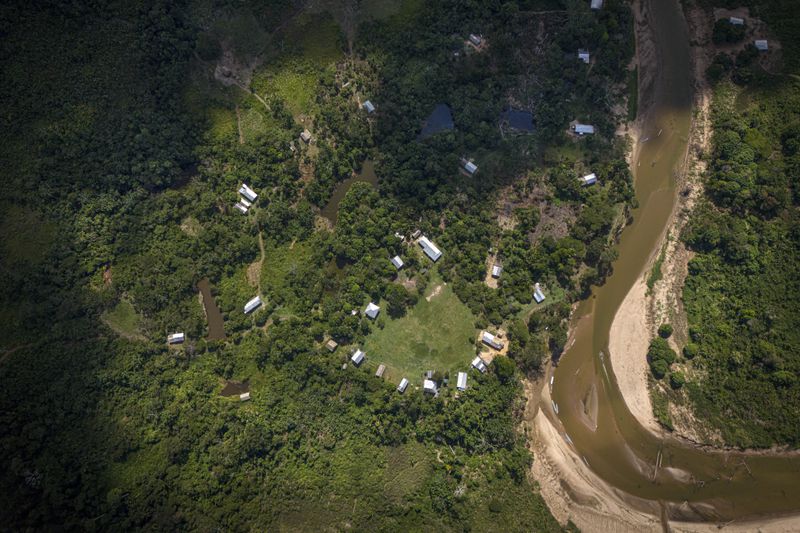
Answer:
[[363, 272, 477, 384]]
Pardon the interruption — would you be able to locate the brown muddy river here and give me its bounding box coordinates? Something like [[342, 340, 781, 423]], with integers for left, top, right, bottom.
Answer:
[[198, 278, 225, 341], [320, 159, 378, 223], [549, 0, 800, 523]]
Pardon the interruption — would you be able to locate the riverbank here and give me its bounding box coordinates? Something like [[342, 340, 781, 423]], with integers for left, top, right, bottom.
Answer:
[[607, 0, 716, 445]]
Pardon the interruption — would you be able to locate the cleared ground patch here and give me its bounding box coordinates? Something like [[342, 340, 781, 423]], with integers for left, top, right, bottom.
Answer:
[[363, 272, 476, 381], [102, 299, 144, 340]]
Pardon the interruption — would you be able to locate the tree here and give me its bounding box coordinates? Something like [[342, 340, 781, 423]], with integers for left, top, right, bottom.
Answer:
[[658, 323, 673, 338], [651, 359, 669, 379], [493, 356, 516, 383], [670, 371, 685, 389]]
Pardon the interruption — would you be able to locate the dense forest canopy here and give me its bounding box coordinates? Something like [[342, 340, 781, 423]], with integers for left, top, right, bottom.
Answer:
[[1, 0, 636, 529]]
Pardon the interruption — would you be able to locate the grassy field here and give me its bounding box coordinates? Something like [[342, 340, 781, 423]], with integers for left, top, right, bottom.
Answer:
[[363, 273, 477, 382], [102, 300, 144, 339]]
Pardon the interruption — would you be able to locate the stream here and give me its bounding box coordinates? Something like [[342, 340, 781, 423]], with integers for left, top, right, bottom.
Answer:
[[548, 0, 800, 523]]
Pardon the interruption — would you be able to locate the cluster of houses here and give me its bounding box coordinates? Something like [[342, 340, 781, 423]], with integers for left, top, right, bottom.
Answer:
[[721, 15, 768, 51], [234, 183, 258, 214]]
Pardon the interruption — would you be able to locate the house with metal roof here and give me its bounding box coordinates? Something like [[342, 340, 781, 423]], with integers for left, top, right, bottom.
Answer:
[[391, 255, 404, 269], [239, 197, 252, 208], [234, 202, 248, 214], [397, 378, 409, 393], [578, 50, 590, 63], [351, 349, 365, 366], [363, 100, 375, 113], [244, 295, 262, 314], [755, 39, 768, 51], [462, 159, 478, 175], [423, 379, 438, 395], [300, 129, 312, 143], [457, 372, 468, 391], [239, 392, 251, 401], [239, 183, 258, 202], [471, 356, 488, 373], [418, 236, 442, 262], [481, 331, 504, 351], [492, 265, 502, 278], [573, 123, 595, 135], [534, 283, 546, 304], [591, 0, 603, 9], [365, 302, 380, 319], [326, 339, 338, 352], [581, 173, 597, 186], [729, 16, 744, 25], [469, 34, 482, 46], [167, 332, 185, 344], [376, 364, 386, 378]]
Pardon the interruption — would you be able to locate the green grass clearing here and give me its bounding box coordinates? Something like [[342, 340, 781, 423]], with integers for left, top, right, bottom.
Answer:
[[102, 299, 144, 340], [363, 272, 477, 381]]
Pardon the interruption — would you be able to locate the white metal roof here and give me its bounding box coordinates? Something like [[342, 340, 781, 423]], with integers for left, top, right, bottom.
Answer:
[[351, 349, 365, 365], [363, 100, 375, 113], [482, 331, 504, 350], [534, 283, 546, 303], [590, 0, 603, 9], [464, 161, 478, 174], [492, 265, 502, 278], [575, 124, 595, 134], [391, 255, 404, 269], [239, 392, 251, 401], [469, 33, 482, 45], [419, 236, 442, 262], [167, 332, 185, 344], [457, 372, 468, 391], [582, 173, 597, 185], [423, 379, 437, 393], [239, 183, 258, 202], [755, 39, 768, 51], [244, 295, 262, 314], [578, 50, 590, 63], [397, 378, 409, 393], [729, 16, 744, 25], [365, 302, 380, 319], [239, 197, 252, 207], [234, 202, 248, 214], [471, 356, 488, 373]]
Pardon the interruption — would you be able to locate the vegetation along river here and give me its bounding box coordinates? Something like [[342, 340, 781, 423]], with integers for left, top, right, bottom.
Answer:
[[548, 0, 800, 523], [320, 159, 378, 223]]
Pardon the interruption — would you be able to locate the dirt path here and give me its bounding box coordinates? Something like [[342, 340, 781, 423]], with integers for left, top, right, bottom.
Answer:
[[235, 105, 245, 144], [246, 231, 266, 291]]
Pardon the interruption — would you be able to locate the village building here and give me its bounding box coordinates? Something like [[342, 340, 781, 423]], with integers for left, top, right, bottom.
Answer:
[[300, 129, 312, 143], [418, 235, 443, 262], [590, 0, 603, 9], [461, 158, 478, 175], [469, 34, 482, 46], [391, 255, 404, 269], [234, 202, 248, 214], [363, 100, 376, 113], [351, 349, 365, 366], [491, 264, 502, 278], [239, 183, 258, 202], [365, 302, 380, 319], [167, 332, 185, 344], [534, 283, 546, 304], [397, 378, 409, 393], [423, 379, 438, 395], [481, 331, 504, 350], [573, 123, 595, 135], [729, 16, 744, 25], [754, 39, 769, 51], [239, 392, 251, 401], [581, 173, 597, 186], [351, 309, 359, 316], [239, 197, 252, 208], [326, 339, 338, 352], [243, 295, 262, 314], [578, 49, 590, 63], [411, 229, 422, 239], [471, 356, 488, 374], [457, 372, 468, 391], [376, 364, 386, 378]]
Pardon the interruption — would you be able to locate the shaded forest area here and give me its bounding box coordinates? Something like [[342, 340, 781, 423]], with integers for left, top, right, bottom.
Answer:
[[1, 0, 634, 529]]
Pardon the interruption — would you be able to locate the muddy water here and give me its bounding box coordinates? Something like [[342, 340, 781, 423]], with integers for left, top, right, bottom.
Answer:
[[320, 159, 378, 223], [549, 0, 800, 522], [198, 278, 225, 341]]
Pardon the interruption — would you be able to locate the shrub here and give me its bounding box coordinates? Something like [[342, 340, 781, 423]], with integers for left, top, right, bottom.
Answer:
[[683, 342, 698, 359], [670, 371, 686, 389], [650, 359, 669, 379], [658, 323, 673, 338], [648, 337, 676, 365]]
